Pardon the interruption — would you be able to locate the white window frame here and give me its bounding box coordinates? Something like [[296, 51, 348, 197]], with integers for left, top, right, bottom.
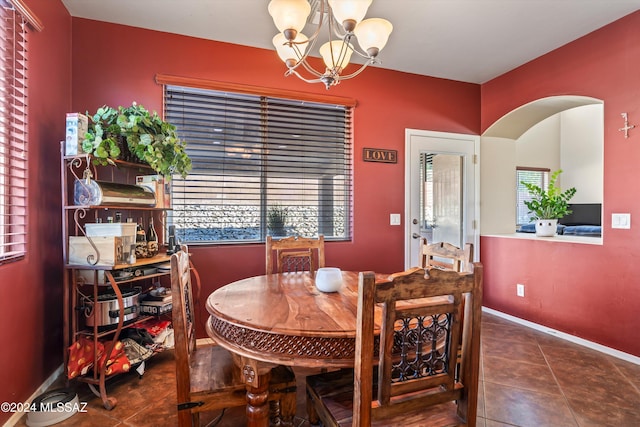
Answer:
[[516, 167, 550, 226]]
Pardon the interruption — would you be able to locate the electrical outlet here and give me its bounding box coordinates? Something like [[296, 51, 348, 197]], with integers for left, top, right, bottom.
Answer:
[[516, 283, 525, 297]]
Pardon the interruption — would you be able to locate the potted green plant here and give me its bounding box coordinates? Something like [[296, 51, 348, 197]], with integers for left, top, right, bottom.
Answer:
[[82, 102, 192, 178], [521, 169, 577, 236], [267, 204, 289, 237]]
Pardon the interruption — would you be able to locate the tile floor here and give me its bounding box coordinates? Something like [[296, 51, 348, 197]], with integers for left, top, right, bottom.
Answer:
[[14, 312, 640, 426]]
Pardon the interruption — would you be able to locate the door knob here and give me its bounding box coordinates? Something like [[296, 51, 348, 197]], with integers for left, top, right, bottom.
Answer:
[[412, 233, 421, 239]]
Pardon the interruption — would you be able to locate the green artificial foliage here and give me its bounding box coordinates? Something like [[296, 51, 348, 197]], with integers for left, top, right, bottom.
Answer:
[[521, 169, 577, 221], [82, 102, 192, 178]]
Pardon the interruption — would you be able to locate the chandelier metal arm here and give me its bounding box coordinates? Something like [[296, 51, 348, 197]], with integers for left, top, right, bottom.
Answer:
[[328, 32, 350, 72], [285, 67, 327, 85], [349, 44, 376, 60], [289, 0, 325, 46], [298, 56, 326, 78], [284, 42, 325, 78], [331, 17, 348, 40], [332, 61, 372, 81]]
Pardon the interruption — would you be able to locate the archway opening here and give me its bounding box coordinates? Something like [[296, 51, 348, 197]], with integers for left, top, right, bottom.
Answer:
[[480, 95, 603, 240]]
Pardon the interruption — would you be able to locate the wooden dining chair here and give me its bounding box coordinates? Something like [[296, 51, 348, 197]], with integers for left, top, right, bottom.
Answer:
[[306, 264, 483, 426], [420, 237, 474, 272], [171, 246, 297, 427], [265, 235, 325, 274]]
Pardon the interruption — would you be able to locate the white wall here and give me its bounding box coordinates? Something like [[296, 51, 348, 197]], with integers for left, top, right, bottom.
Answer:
[[517, 113, 561, 170], [560, 104, 604, 203], [480, 137, 517, 234]]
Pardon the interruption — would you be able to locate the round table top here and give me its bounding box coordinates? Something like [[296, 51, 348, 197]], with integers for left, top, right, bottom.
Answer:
[[206, 270, 387, 367]]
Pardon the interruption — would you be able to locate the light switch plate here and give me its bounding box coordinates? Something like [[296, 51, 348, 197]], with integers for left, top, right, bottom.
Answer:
[[390, 213, 401, 226], [612, 213, 631, 229]]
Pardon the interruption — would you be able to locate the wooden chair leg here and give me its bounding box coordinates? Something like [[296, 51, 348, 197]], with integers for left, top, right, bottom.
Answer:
[[306, 387, 320, 426], [278, 387, 297, 427], [269, 400, 282, 426], [268, 365, 297, 427]]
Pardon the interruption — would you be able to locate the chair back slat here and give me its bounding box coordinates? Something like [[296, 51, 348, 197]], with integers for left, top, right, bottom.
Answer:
[[420, 238, 474, 273], [266, 235, 325, 274]]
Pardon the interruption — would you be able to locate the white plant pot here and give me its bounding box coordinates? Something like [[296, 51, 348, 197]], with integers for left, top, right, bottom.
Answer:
[[535, 219, 558, 237]]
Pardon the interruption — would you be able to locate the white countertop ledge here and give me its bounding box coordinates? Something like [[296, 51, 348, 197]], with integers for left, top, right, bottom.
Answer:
[[481, 233, 603, 245]]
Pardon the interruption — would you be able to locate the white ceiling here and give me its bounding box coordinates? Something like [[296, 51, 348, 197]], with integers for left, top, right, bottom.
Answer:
[[61, 0, 640, 84]]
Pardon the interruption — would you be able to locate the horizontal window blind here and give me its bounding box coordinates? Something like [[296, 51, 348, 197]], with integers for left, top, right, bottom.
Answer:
[[164, 85, 352, 243], [0, 0, 28, 263], [516, 168, 549, 226]]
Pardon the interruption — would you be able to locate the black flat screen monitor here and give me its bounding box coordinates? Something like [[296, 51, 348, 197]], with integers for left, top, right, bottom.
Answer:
[[559, 203, 602, 226]]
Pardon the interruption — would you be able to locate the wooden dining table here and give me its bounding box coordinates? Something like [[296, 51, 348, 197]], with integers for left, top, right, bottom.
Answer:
[[206, 270, 388, 427]]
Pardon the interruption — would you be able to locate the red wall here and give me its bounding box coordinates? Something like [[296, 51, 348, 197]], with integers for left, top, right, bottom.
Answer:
[[70, 19, 480, 332], [0, 1, 71, 424], [481, 11, 640, 356]]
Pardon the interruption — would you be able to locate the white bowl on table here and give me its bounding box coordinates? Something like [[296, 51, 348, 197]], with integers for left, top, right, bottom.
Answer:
[[315, 267, 343, 292]]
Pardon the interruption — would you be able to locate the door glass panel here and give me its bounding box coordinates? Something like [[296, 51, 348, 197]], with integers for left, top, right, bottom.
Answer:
[[420, 153, 463, 247]]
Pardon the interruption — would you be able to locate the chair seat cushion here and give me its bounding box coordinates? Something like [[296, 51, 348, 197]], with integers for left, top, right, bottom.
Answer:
[[306, 369, 466, 427]]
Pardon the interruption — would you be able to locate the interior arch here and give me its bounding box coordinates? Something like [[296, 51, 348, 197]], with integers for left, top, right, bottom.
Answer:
[[480, 95, 604, 240], [483, 95, 603, 139]]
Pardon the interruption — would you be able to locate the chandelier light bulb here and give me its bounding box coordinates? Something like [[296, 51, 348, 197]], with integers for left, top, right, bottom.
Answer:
[[273, 32, 309, 66], [354, 18, 393, 56], [268, 0, 311, 35], [327, 0, 372, 32], [320, 40, 354, 70]]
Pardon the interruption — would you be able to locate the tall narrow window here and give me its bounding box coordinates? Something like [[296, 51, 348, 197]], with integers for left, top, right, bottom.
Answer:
[[164, 85, 353, 244], [516, 167, 549, 226], [0, 0, 40, 263]]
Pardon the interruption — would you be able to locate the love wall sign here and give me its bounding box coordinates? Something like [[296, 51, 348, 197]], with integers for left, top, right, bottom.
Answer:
[[363, 148, 397, 164]]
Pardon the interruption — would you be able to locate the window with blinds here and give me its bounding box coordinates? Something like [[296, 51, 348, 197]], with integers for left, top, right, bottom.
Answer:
[[516, 168, 549, 226], [164, 85, 353, 243], [0, 0, 30, 263]]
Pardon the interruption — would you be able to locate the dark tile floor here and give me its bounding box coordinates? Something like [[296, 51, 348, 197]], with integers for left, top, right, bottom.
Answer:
[[14, 312, 640, 426]]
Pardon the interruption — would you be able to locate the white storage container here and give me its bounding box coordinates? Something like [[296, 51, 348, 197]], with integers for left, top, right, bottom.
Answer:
[[85, 223, 137, 264], [85, 222, 136, 240], [68, 236, 125, 266]]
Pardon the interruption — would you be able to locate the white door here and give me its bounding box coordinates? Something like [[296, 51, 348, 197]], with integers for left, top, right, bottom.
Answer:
[[404, 129, 480, 269]]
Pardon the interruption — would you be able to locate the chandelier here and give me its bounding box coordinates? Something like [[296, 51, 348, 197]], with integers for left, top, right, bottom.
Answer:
[[268, 0, 393, 89]]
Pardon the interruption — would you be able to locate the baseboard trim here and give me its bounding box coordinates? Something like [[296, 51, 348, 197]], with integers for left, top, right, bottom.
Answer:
[[2, 364, 64, 427], [483, 307, 640, 366]]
